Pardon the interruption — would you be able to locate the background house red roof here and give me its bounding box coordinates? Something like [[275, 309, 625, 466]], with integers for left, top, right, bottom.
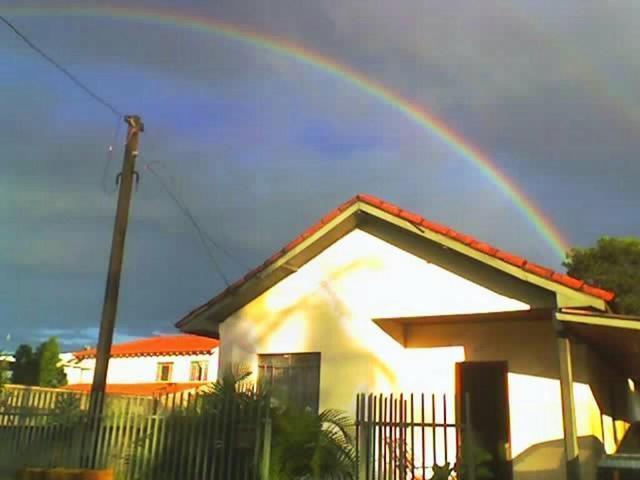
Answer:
[[63, 382, 208, 397], [74, 334, 219, 359], [177, 194, 614, 328]]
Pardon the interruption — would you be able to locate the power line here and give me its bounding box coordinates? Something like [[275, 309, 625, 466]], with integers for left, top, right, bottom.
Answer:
[[1, 15, 123, 118], [144, 161, 253, 287], [101, 117, 124, 194], [144, 161, 250, 270]]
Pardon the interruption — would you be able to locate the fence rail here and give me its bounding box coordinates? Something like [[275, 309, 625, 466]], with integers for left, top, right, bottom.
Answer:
[[356, 393, 460, 480], [0, 389, 271, 480]]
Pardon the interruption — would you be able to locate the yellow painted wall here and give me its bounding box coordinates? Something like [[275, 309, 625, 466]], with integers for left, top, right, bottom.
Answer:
[[217, 229, 616, 480]]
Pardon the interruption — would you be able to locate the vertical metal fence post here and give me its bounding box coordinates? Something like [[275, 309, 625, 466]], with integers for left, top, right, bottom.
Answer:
[[260, 416, 272, 480]]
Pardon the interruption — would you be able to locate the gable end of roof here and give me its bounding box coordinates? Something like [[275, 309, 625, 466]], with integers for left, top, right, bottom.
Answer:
[[177, 194, 615, 330]]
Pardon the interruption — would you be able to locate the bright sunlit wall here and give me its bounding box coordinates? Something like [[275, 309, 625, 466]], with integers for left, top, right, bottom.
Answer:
[[218, 229, 625, 480]]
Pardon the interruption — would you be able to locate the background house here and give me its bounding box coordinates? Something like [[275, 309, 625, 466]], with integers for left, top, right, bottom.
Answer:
[[63, 334, 219, 396], [178, 194, 639, 480], [0, 353, 13, 383]]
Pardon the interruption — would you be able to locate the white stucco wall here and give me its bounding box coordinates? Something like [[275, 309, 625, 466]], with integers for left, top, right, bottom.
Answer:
[[219, 229, 528, 409], [217, 228, 618, 480], [65, 350, 218, 384]]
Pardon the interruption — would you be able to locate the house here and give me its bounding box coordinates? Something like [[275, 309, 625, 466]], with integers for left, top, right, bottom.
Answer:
[[177, 194, 640, 480], [62, 334, 219, 396]]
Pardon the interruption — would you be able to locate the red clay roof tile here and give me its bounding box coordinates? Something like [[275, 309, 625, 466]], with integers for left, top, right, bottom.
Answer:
[[524, 262, 556, 279], [380, 202, 401, 216], [74, 334, 218, 360], [177, 194, 615, 328], [320, 209, 342, 225], [551, 273, 584, 290], [580, 284, 615, 302], [470, 241, 498, 256], [399, 210, 423, 225], [446, 230, 476, 245], [420, 219, 450, 235], [494, 251, 528, 268], [357, 194, 382, 206]]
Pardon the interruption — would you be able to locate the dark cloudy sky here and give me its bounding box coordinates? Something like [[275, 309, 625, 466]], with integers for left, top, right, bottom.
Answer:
[[1, 0, 638, 352]]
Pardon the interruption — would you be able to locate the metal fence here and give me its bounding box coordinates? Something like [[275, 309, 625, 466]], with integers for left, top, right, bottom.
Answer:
[[0, 385, 168, 420], [0, 389, 272, 480], [0, 385, 208, 417], [355, 393, 461, 480]]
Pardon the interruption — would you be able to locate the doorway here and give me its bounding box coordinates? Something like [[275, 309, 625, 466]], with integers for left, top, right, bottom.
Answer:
[[456, 361, 512, 480]]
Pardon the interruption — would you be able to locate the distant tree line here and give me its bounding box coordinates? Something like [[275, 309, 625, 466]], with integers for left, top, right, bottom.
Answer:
[[10, 337, 67, 387]]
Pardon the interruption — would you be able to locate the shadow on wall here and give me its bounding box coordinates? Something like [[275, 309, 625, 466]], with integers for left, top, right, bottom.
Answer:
[[513, 435, 604, 480], [225, 257, 403, 395]]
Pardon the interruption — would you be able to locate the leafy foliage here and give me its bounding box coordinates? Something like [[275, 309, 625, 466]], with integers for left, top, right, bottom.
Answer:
[[148, 365, 270, 480], [564, 237, 640, 315], [199, 363, 259, 412], [12, 344, 38, 385], [431, 463, 455, 480], [35, 337, 67, 387], [146, 365, 357, 480], [48, 393, 84, 427], [455, 441, 494, 479], [270, 406, 356, 480], [0, 357, 9, 388], [11, 338, 67, 387], [0, 359, 11, 411]]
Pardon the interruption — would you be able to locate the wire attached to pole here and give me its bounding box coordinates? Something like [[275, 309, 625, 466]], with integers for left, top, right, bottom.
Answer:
[[102, 117, 124, 194], [1, 15, 123, 118]]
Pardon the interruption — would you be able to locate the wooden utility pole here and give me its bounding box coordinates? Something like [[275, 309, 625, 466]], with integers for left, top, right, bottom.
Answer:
[[88, 115, 144, 419]]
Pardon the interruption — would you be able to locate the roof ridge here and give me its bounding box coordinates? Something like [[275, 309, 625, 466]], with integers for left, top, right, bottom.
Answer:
[[74, 333, 219, 358], [354, 193, 614, 302], [176, 194, 614, 329]]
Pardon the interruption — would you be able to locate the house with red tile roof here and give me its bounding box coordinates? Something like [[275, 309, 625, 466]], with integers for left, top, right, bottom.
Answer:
[[62, 334, 219, 397], [177, 194, 639, 480]]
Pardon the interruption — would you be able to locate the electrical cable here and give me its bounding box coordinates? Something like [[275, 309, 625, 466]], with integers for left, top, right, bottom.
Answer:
[[1, 15, 123, 118], [143, 161, 239, 286], [144, 161, 250, 271], [101, 117, 123, 194]]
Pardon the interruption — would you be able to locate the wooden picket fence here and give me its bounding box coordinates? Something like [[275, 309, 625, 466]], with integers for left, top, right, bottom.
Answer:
[[0, 389, 272, 480], [355, 393, 462, 480]]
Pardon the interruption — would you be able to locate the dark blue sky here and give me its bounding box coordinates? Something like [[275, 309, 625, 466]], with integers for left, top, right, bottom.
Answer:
[[1, 0, 638, 352]]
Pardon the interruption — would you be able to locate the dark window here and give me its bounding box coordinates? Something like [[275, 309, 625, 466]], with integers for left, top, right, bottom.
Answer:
[[156, 362, 173, 382], [258, 353, 321, 412], [189, 361, 208, 381]]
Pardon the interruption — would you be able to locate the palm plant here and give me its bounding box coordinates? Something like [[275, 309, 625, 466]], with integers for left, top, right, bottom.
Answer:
[[199, 364, 263, 413], [270, 405, 356, 480]]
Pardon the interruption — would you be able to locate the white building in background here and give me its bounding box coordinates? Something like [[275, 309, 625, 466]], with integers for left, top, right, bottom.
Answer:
[[0, 353, 14, 382], [62, 334, 219, 396]]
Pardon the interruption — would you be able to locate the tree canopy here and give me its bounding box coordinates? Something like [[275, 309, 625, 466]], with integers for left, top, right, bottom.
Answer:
[[35, 337, 67, 387], [11, 337, 67, 387], [564, 236, 640, 315], [12, 344, 37, 385], [0, 358, 9, 389]]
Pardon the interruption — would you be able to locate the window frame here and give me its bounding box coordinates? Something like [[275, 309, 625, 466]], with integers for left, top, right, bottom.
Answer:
[[189, 360, 209, 382], [258, 352, 321, 412], [156, 362, 174, 382]]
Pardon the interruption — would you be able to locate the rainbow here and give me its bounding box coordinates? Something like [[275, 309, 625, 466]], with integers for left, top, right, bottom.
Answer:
[[2, 5, 571, 258]]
